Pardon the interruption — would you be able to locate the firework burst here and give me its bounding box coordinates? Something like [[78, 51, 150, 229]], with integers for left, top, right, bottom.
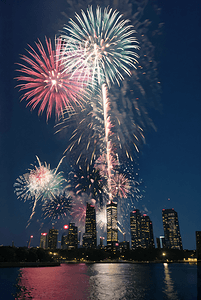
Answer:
[[42, 191, 71, 220], [111, 172, 130, 199], [14, 156, 66, 222], [16, 37, 86, 121], [96, 206, 107, 232], [61, 6, 139, 200], [68, 163, 106, 207], [70, 193, 96, 230], [55, 100, 104, 166], [62, 6, 139, 87]]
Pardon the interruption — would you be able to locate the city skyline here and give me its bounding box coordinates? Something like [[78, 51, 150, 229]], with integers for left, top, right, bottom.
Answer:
[[30, 205, 184, 251], [0, 0, 200, 250]]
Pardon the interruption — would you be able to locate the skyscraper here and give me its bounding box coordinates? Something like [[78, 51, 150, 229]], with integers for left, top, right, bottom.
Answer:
[[40, 232, 48, 249], [162, 208, 183, 250], [141, 214, 155, 249], [107, 201, 118, 247], [83, 203, 97, 248], [130, 210, 155, 249], [156, 236, 166, 249], [61, 223, 78, 250], [48, 228, 58, 249], [130, 209, 142, 249]]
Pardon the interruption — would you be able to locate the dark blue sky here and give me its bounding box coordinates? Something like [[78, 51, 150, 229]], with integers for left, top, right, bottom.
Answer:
[[0, 0, 200, 249]]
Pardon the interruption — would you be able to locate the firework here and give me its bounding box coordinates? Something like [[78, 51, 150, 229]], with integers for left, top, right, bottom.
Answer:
[[55, 100, 104, 166], [59, 1, 162, 163], [14, 156, 66, 222], [70, 193, 88, 229], [61, 6, 139, 200], [42, 191, 71, 220], [62, 6, 139, 87], [16, 37, 86, 121], [96, 206, 107, 232], [67, 163, 106, 207], [111, 172, 130, 199]]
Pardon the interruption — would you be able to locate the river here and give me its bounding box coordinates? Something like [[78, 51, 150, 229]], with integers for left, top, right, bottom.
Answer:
[[0, 262, 198, 299]]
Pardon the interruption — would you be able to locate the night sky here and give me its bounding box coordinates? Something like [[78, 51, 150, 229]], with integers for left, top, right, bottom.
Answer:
[[0, 0, 200, 249]]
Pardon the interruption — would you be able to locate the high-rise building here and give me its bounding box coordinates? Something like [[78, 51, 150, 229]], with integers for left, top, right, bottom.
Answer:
[[62, 223, 78, 250], [156, 236, 166, 249], [162, 208, 183, 250], [107, 201, 118, 247], [130, 209, 142, 249], [40, 232, 48, 249], [83, 203, 96, 248], [48, 228, 58, 249], [130, 210, 155, 249]]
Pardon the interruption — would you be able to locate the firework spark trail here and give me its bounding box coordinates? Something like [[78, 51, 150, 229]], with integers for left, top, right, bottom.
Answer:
[[15, 37, 87, 121], [59, 0, 162, 165], [42, 191, 71, 220], [14, 156, 66, 224], [55, 99, 104, 167], [61, 6, 139, 200], [67, 163, 106, 207], [102, 83, 113, 199], [96, 206, 107, 232], [111, 173, 131, 199]]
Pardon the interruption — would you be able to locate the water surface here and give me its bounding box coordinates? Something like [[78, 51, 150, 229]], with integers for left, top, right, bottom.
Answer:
[[0, 263, 197, 299]]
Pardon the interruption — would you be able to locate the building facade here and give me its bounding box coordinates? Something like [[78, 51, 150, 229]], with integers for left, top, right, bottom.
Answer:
[[156, 236, 166, 249], [130, 210, 142, 249], [62, 223, 78, 250], [162, 208, 183, 250], [83, 203, 97, 248], [130, 210, 155, 249], [107, 201, 118, 248], [48, 229, 58, 249], [40, 232, 48, 249]]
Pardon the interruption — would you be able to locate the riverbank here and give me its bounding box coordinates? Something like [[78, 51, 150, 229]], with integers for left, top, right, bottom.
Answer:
[[60, 259, 197, 264], [0, 261, 60, 268]]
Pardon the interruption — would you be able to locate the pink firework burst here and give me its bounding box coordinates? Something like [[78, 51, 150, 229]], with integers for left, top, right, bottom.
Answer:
[[95, 152, 119, 178], [70, 194, 86, 227], [16, 37, 86, 120], [111, 173, 130, 199]]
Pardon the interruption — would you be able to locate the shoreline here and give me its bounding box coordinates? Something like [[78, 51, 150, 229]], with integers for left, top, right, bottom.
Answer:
[[0, 261, 60, 268], [0, 260, 197, 267], [60, 259, 197, 264]]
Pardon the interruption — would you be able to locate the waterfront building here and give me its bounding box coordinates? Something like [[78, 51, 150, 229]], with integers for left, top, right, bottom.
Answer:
[[78, 231, 82, 247], [107, 201, 118, 248], [48, 228, 58, 249], [119, 241, 130, 253], [156, 236, 166, 248], [39, 232, 48, 249], [83, 203, 97, 248], [130, 209, 142, 249], [99, 236, 105, 248], [162, 208, 183, 250], [130, 210, 155, 249], [141, 215, 155, 248], [62, 223, 78, 250], [196, 231, 201, 261]]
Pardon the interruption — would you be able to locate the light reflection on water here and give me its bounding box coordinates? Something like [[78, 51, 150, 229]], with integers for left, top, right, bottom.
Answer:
[[163, 263, 178, 300], [14, 263, 197, 300]]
